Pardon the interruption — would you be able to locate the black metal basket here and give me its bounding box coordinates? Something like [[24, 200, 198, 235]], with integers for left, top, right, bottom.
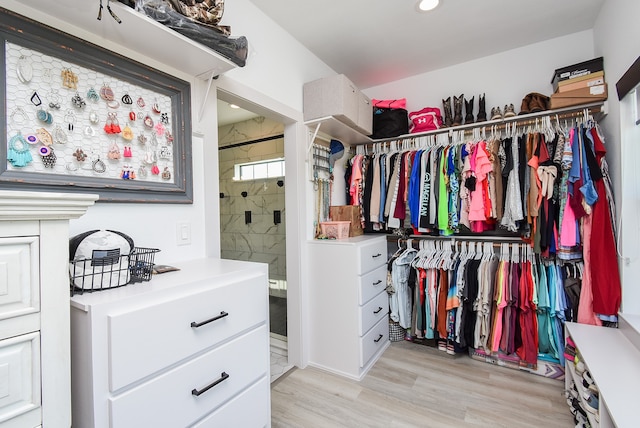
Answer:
[[70, 247, 160, 295]]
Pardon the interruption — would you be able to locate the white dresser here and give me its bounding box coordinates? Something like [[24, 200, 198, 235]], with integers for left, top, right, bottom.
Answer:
[[308, 235, 389, 380], [0, 190, 97, 428], [69, 258, 270, 428]]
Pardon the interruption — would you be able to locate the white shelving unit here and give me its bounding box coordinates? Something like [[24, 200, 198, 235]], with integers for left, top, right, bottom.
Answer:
[[1, 0, 238, 79], [305, 101, 607, 147], [565, 316, 640, 428], [565, 355, 600, 427]]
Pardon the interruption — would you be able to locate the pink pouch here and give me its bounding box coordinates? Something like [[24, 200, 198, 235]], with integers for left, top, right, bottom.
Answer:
[[372, 98, 407, 110], [408, 107, 443, 133]]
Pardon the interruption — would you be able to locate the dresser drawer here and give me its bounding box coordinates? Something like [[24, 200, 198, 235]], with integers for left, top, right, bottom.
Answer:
[[358, 265, 387, 305], [110, 325, 268, 427], [191, 376, 269, 428], [357, 238, 387, 274], [0, 237, 39, 321], [360, 316, 389, 367], [359, 290, 388, 336], [0, 332, 41, 427], [108, 273, 267, 391]]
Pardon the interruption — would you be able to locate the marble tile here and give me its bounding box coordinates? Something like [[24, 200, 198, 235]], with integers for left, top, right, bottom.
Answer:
[[275, 137, 284, 154], [275, 255, 287, 277], [218, 160, 236, 179], [248, 214, 281, 234], [218, 147, 236, 163], [270, 353, 294, 383], [236, 195, 265, 213], [264, 234, 286, 256], [246, 140, 279, 158], [221, 214, 245, 233], [218, 195, 233, 215], [219, 232, 236, 252], [236, 233, 263, 253], [264, 193, 285, 211]]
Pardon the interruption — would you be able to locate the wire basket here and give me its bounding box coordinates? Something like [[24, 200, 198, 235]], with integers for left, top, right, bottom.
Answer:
[[70, 247, 160, 295]]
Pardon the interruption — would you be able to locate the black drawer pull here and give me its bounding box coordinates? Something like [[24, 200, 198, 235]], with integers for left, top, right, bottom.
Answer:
[[372, 253, 382, 258], [374, 334, 384, 343], [191, 311, 228, 328], [191, 372, 229, 397], [373, 280, 382, 286], [373, 306, 383, 314]]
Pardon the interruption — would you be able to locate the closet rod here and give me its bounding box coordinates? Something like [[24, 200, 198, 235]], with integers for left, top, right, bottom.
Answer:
[[390, 234, 524, 244], [366, 101, 606, 144], [393, 236, 528, 249]]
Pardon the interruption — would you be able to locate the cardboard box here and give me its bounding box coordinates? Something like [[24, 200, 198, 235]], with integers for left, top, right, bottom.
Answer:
[[550, 84, 608, 109], [329, 205, 364, 237], [551, 57, 604, 90], [557, 73, 605, 93], [303, 74, 373, 135]]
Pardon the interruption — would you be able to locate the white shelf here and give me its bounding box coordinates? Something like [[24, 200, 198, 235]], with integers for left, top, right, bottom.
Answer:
[[305, 116, 373, 145], [3, 0, 238, 79], [305, 101, 606, 146], [565, 358, 599, 427], [565, 322, 640, 428]]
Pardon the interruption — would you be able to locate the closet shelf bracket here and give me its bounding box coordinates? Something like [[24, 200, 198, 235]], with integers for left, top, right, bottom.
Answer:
[[199, 70, 218, 122], [307, 122, 322, 154]]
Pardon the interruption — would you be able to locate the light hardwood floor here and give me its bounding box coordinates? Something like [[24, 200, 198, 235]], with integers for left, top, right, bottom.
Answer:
[[271, 341, 574, 427]]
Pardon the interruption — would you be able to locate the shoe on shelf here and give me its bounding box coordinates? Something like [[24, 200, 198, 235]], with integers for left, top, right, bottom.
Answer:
[[503, 103, 516, 118], [570, 397, 587, 418], [564, 345, 576, 362], [582, 370, 595, 386], [574, 411, 589, 428], [575, 360, 585, 375], [582, 390, 599, 414], [490, 106, 502, 120]]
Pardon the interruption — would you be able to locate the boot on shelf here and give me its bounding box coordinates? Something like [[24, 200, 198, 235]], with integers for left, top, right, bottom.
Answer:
[[452, 94, 463, 127], [477, 93, 487, 122], [464, 96, 475, 124], [442, 97, 453, 127]]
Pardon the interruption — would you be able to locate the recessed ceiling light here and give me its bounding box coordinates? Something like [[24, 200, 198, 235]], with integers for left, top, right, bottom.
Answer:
[[229, 103, 240, 109], [417, 0, 439, 12]]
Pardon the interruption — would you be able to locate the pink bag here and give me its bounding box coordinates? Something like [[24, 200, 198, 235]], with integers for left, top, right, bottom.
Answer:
[[372, 98, 407, 110], [408, 107, 443, 133]]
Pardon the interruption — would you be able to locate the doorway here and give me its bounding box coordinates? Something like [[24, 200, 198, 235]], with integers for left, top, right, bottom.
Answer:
[[216, 98, 288, 343]]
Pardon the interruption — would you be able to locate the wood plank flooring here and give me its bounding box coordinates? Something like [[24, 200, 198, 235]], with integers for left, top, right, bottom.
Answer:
[[271, 341, 574, 427]]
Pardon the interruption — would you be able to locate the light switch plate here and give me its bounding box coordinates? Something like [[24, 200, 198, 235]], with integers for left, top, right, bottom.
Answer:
[[176, 222, 191, 246]]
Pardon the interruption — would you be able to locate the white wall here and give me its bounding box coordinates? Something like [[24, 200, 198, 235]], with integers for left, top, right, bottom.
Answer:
[[593, 0, 640, 313], [363, 30, 595, 115], [220, 0, 336, 112]]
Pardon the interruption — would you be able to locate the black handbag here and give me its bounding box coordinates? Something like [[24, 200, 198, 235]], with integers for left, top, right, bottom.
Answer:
[[371, 106, 409, 139]]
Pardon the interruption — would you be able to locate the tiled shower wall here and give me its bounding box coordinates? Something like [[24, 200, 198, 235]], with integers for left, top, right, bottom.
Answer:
[[218, 117, 286, 287]]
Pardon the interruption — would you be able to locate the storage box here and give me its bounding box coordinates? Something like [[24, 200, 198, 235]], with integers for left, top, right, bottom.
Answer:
[[356, 92, 373, 135], [556, 72, 605, 93], [303, 74, 373, 134], [550, 83, 608, 109], [551, 57, 604, 91], [330, 205, 364, 237], [320, 221, 351, 239]]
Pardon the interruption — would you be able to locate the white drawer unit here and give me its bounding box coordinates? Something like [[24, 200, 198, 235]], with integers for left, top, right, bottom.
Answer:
[[308, 235, 390, 380], [0, 190, 97, 428], [70, 258, 270, 428]]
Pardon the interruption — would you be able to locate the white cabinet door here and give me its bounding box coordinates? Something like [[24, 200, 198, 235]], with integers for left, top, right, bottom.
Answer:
[[0, 237, 39, 321], [0, 332, 41, 427]]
